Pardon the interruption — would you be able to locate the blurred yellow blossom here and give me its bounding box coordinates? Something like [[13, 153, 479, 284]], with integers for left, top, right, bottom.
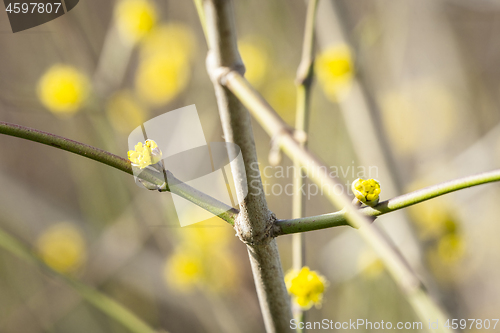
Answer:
[[127, 139, 162, 169], [357, 249, 384, 279], [427, 234, 466, 283], [37, 65, 89, 115], [115, 0, 157, 43], [176, 219, 233, 250], [163, 218, 238, 293], [106, 90, 148, 133], [135, 23, 194, 106], [164, 250, 204, 291], [352, 178, 381, 206], [140, 23, 196, 65], [36, 223, 86, 274], [285, 267, 328, 310], [437, 234, 465, 264], [407, 181, 458, 240], [239, 37, 270, 87], [379, 80, 458, 155], [316, 44, 354, 102], [135, 52, 190, 106]]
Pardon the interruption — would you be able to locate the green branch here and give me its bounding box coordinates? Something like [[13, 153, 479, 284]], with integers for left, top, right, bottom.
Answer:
[[275, 168, 500, 235], [0, 121, 238, 224]]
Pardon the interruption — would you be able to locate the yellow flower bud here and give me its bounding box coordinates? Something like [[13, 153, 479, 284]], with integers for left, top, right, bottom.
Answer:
[[285, 267, 328, 310], [352, 178, 381, 206], [127, 139, 162, 169]]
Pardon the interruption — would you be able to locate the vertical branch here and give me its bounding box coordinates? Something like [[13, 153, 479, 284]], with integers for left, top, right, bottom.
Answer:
[[292, 0, 319, 328], [221, 72, 454, 333], [202, 1, 293, 332], [314, 0, 423, 264]]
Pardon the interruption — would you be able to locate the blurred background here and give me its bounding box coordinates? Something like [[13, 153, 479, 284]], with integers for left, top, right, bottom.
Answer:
[[1, 0, 500, 332]]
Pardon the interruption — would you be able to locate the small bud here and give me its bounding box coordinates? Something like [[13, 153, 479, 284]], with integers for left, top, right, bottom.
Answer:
[[352, 178, 381, 206]]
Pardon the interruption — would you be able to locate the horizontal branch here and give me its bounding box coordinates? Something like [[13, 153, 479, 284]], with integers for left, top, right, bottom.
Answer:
[[0, 121, 238, 224], [275, 168, 500, 235]]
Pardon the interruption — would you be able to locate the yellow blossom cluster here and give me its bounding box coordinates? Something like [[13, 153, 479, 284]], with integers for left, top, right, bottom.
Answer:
[[135, 23, 195, 106], [164, 218, 238, 293], [408, 182, 466, 281], [352, 178, 381, 206], [127, 139, 162, 169], [285, 266, 328, 310]]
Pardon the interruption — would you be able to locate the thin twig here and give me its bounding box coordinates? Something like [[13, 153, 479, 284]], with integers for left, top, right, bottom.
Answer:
[[276, 169, 500, 234], [202, 0, 293, 332], [217, 70, 453, 332], [0, 227, 159, 333], [291, 0, 319, 329], [0, 121, 238, 224]]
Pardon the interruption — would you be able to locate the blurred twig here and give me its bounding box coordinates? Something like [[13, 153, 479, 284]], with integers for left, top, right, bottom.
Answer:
[[315, 0, 423, 267], [0, 227, 160, 333], [291, 0, 319, 329], [193, 0, 209, 43]]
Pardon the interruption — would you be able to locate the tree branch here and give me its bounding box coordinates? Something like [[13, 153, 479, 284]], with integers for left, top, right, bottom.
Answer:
[[276, 169, 500, 234], [0, 121, 238, 224], [202, 0, 293, 332]]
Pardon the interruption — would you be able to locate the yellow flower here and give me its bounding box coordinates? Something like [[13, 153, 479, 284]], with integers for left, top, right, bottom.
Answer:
[[409, 199, 458, 240], [36, 223, 86, 274], [127, 139, 162, 169], [316, 44, 354, 102], [164, 250, 204, 292], [164, 246, 238, 293], [37, 65, 89, 115], [238, 37, 270, 87], [140, 23, 196, 65], [115, 0, 157, 43], [106, 90, 147, 133], [352, 178, 381, 206], [427, 234, 466, 283], [135, 52, 190, 106], [285, 267, 328, 310]]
